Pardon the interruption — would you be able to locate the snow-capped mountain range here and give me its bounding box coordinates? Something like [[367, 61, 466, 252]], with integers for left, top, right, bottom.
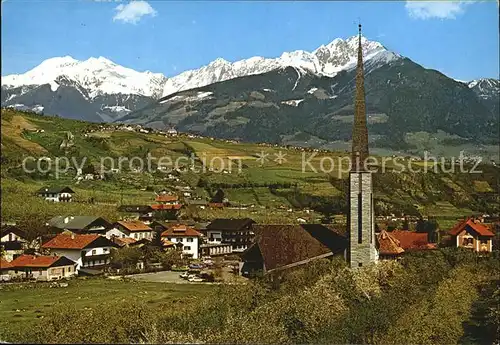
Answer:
[[160, 35, 397, 96], [467, 78, 500, 99], [1, 34, 498, 124], [2, 56, 167, 99]]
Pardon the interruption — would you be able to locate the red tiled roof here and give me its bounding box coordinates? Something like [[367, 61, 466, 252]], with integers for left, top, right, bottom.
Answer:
[[208, 203, 225, 208], [116, 220, 152, 232], [377, 230, 405, 256], [449, 218, 495, 237], [112, 237, 137, 247], [41, 233, 101, 249], [151, 204, 182, 210], [10, 255, 61, 268], [391, 230, 436, 250], [155, 195, 179, 202], [161, 224, 202, 237], [0, 258, 13, 269], [162, 239, 175, 247]]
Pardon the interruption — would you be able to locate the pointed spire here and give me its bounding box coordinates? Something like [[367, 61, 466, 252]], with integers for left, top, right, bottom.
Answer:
[[351, 23, 369, 171]]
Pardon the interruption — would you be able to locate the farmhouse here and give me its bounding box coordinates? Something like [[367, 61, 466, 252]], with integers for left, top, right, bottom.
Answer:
[[0, 259, 15, 280], [155, 223, 202, 259], [206, 218, 256, 252], [241, 224, 347, 277], [117, 205, 154, 224], [108, 220, 154, 240], [36, 186, 75, 202], [0, 226, 28, 261], [448, 218, 495, 253], [10, 255, 76, 281], [41, 233, 118, 272], [47, 216, 112, 235]]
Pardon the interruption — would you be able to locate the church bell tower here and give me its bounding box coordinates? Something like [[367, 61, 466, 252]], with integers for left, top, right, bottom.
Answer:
[[348, 24, 378, 268]]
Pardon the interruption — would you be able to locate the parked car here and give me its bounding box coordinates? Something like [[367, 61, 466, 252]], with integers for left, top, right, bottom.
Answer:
[[0, 274, 11, 282], [203, 259, 214, 266], [171, 265, 189, 272], [179, 272, 190, 279], [188, 276, 204, 282], [189, 264, 203, 269]]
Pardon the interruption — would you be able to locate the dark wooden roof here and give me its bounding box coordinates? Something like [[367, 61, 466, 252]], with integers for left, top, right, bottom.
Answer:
[[206, 218, 255, 231], [0, 225, 27, 239], [245, 224, 347, 272], [36, 186, 75, 194]]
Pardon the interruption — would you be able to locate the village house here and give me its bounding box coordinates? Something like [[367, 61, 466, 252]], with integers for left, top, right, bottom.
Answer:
[[0, 259, 15, 281], [46, 216, 112, 235], [166, 128, 178, 136], [36, 186, 75, 202], [107, 220, 154, 240], [41, 233, 118, 273], [199, 243, 233, 257], [117, 205, 154, 224], [0, 226, 29, 261], [448, 217, 495, 253], [241, 224, 347, 277], [10, 255, 76, 281], [377, 229, 437, 259], [205, 218, 256, 252], [154, 222, 202, 259]]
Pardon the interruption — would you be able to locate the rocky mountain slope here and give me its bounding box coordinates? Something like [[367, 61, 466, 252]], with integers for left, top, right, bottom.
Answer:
[[1, 56, 166, 122], [122, 56, 498, 157], [161, 36, 389, 96], [2, 36, 498, 155]]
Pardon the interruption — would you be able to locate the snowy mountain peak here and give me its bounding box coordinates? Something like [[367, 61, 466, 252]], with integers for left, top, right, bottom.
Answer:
[[2, 56, 167, 99], [467, 78, 500, 99], [161, 35, 395, 97]]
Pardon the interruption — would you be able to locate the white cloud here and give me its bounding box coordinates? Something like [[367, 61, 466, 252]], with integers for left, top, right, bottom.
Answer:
[[405, 1, 473, 20], [113, 0, 157, 24]]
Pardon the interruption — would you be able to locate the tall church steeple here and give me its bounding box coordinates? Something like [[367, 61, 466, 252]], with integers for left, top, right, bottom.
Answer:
[[351, 24, 369, 171], [347, 23, 378, 268]]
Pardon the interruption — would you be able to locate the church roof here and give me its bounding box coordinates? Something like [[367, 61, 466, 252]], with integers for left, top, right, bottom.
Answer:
[[245, 224, 347, 272]]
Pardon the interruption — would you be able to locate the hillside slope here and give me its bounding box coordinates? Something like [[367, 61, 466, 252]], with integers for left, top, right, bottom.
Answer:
[[2, 109, 499, 223]]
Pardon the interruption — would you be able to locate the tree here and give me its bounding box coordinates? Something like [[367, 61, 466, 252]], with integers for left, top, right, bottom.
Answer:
[[158, 249, 183, 270], [211, 189, 225, 203], [110, 247, 142, 271]]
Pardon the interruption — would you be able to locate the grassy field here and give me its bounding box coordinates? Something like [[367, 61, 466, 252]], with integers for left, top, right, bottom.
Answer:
[[0, 278, 213, 342]]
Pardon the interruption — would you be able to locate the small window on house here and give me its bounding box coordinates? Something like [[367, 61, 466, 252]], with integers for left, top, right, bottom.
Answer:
[[184, 246, 191, 250], [480, 240, 488, 245], [187, 238, 193, 242], [358, 263, 363, 267], [463, 238, 474, 246], [92, 249, 97, 255]]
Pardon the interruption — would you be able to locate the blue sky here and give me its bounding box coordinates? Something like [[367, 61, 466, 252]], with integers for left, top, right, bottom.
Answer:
[[1, 0, 498, 81]]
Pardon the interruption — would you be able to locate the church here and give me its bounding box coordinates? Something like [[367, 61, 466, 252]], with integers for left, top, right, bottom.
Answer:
[[346, 24, 379, 268], [240, 25, 379, 276]]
